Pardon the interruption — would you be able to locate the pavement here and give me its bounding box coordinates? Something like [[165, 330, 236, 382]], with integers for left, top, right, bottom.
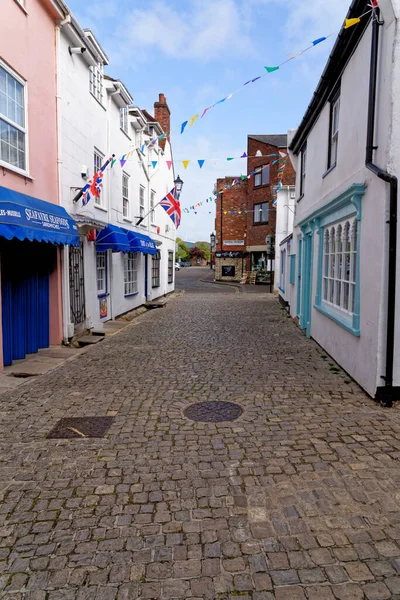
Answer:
[[0, 284, 400, 599]]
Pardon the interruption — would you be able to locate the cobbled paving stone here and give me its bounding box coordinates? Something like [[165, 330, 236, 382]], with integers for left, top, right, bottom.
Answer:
[[0, 293, 400, 598]]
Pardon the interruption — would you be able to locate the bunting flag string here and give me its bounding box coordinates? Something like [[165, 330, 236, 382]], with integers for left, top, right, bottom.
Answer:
[[178, 5, 374, 135]]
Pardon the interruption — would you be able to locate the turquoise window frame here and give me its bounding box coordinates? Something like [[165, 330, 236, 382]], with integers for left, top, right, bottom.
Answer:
[[289, 255, 296, 285], [298, 183, 365, 337]]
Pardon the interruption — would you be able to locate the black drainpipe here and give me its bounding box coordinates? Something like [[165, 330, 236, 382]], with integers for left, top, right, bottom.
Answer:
[[366, 7, 398, 408]]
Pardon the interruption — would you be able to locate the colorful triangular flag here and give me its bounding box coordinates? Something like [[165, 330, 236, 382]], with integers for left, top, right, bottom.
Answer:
[[265, 66, 279, 73], [344, 17, 360, 29], [120, 154, 127, 167], [198, 160, 205, 169], [312, 37, 327, 46], [241, 152, 247, 158], [166, 161, 173, 170], [189, 114, 199, 127], [181, 121, 188, 134], [152, 161, 157, 169], [182, 160, 190, 170]]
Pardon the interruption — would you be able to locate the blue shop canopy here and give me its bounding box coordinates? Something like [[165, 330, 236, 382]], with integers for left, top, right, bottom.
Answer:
[[96, 224, 130, 253], [0, 186, 79, 246], [124, 229, 157, 255]]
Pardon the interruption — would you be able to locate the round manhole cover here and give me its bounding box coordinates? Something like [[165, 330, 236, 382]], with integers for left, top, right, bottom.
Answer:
[[183, 401, 243, 423]]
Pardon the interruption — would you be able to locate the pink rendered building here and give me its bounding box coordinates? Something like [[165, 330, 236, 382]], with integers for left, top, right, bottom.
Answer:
[[0, 0, 78, 367]]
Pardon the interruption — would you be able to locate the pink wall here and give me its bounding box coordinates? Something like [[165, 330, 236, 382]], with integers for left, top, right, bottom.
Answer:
[[0, 0, 60, 201], [0, 0, 65, 362]]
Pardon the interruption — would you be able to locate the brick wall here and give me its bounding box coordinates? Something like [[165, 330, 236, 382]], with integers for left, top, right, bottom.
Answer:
[[246, 138, 295, 249], [214, 176, 248, 253], [154, 93, 170, 151]]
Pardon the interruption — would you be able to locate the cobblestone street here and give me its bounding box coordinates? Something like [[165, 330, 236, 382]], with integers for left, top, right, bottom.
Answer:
[[1, 290, 400, 600]]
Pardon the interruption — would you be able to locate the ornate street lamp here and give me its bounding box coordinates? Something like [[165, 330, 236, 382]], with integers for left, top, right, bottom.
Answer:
[[174, 175, 184, 199]]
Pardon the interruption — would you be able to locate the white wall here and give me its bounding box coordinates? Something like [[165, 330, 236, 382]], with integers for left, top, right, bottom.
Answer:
[[274, 186, 295, 294], [58, 22, 177, 335], [291, 5, 399, 397]]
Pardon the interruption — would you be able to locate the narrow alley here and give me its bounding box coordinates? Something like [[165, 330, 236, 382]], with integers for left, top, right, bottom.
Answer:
[[0, 287, 399, 600]]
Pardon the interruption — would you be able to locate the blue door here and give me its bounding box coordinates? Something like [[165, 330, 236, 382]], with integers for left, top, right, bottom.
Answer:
[[1, 240, 51, 366], [300, 233, 313, 338], [144, 254, 148, 299], [296, 238, 302, 318]]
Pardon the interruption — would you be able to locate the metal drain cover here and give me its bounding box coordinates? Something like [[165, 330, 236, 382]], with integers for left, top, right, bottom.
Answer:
[[47, 416, 114, 439], [184, 401, 243, 423]]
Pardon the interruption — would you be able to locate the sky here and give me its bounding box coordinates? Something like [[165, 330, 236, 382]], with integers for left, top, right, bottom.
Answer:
[[67, 0, 351, 242]]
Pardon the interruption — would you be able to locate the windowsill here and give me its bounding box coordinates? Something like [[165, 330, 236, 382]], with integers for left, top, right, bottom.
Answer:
[[124, 291, 139, 298], [90, 92, 106, 111], [278, 287, 285, 294], [152, 285, 160, 289], [13, 0, 28, 14], [253, 221, 269, 227], [150, 224, 157, 228], [94, 204, 108, 213], [120, 128, 131, 140], [97, 292, 109, 299], [297, 194, 304, 203], [123, 217, 132, 223], [322, 163, 336, 179], [314, 303, 360, 336], [254, 184, 270, 189], [0, 160, 33, 180]]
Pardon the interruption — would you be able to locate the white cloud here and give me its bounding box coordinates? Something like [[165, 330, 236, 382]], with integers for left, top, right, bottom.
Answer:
[[256, 0, 350, 47], [121, 0, 254, 61]]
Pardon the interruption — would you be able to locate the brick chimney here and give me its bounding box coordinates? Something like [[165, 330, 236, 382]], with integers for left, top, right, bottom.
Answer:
[[154, 93, 170, 151]]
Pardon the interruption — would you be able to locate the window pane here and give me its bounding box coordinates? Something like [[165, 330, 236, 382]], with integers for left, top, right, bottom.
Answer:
[[262, 165, 270, 185]]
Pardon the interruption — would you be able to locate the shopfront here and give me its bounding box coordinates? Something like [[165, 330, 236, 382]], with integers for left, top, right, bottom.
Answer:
[[0, 186, 79, 367]]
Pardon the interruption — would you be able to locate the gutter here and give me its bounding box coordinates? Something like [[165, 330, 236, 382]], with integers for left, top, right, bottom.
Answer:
[[366, 7, 398, 407]]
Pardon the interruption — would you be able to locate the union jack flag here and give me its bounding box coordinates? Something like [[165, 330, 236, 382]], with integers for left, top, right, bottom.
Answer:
[[81, 156, 114, 206], [160, 188, 181, 228]]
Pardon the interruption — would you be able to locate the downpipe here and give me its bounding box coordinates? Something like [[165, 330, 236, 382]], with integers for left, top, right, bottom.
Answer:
[[366, 8, 398, 407]]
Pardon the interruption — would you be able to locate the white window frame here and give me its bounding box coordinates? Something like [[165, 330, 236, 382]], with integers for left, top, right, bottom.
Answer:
[[168, 251, 174, 284], [89, 63, 104, 104], [322, 218, 357, 316], [122, 172, 130, 219], [328, 94, 340, 169], [139, 185, 145, 220], [150, 189, 155, 225], [124, 252, 138, 296], [120, 107, 128, 135], [96, 251, 107, 296], [152, 251, 161, 288], [254, 202, 269, 224], [254, 165, 270, 187], [0, 61, 27, 175], [300, 144, 306, 197], [93, 149, 104, 206]]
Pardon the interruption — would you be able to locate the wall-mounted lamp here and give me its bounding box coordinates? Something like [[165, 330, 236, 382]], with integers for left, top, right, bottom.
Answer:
[[69, 46, 87, 55]]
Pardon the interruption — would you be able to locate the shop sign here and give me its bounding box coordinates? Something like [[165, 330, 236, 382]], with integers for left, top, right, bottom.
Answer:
[[216, 251, 244, 258]]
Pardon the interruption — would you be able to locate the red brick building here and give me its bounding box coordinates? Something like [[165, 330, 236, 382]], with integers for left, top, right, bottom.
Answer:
[[214, 134, 295, 283]]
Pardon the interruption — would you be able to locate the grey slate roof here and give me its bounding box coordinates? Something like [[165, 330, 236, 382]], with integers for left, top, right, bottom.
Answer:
[[248, 134, 288, 148]]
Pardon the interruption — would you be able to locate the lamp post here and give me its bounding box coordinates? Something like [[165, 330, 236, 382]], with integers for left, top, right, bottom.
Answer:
[[174, 175, 184, 200], [266, 234, 275, 291], [210, 232, 216, 269]]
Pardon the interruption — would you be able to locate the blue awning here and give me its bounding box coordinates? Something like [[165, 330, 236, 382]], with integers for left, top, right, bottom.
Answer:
[[96, 224, 131, 253], [0, 186, 79, 246], [124, 229, 157, 255]]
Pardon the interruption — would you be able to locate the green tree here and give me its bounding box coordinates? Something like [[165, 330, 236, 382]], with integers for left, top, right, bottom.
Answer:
[[196, 242, 211, 261], [176, 237, 190, 262]]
